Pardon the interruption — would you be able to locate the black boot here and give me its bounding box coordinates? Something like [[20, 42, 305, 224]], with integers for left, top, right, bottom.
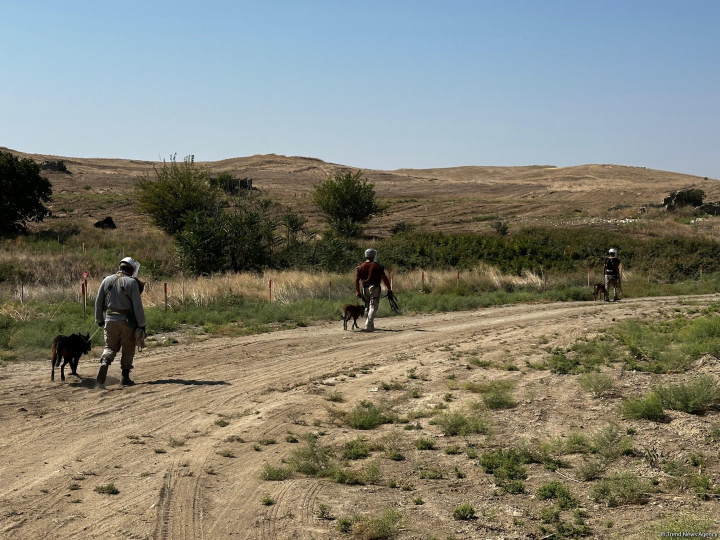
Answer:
[[121, 369, 135, 386], [96, 363, 108, 386]]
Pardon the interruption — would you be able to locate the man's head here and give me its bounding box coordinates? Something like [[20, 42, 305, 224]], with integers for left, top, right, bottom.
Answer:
[[364, 248, 377, 261], [608, 248, 617, 257], [119, 256, 139, 277]]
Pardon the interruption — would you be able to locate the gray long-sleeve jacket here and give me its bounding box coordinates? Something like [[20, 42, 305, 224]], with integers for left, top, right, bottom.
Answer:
[[95, 272, 146, 327]]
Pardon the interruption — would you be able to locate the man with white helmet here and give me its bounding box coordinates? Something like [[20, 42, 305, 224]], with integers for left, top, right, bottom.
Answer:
[[94, 256, 146, 386], [355, 248, 392, 331], [603, 248, 623, 301]]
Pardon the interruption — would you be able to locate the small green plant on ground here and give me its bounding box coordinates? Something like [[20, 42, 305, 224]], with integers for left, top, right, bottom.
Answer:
[[575, 458, 606, 481], [654, 375, 720, 414], [538, 508, 591, 538], [288, 433, 334, 477], [346, 401, 394, 430], [260, 494, 275, 505], [479, 447, 529, 493], [168, 436, 185, 447], [349, 508, 403, 539], [326, 390, 345, 403], [649, 513, 715, 537], [591, 423, 635, 461], [94, 483, 119, 495], [591, 472, 652, 506], [217, 449, 235, 458], [214, 418, 230, 427], [452, 503, 476, 521], [262, 464, 291, 481], [414, 437, 436, 450], [432, 410, 490, 436], [536, 481, 579, 510], [343, 437, 371, 460], [578, 371, 615, 398], [620, 392, 668, 421], [317, 503, 333, 520]]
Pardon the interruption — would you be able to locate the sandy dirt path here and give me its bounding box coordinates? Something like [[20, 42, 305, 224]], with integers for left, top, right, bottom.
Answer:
[[1, 296, 718, 539]]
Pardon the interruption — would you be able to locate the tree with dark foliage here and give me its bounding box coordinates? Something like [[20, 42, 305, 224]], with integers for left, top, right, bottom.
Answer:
[[0, 151, 53, 236]]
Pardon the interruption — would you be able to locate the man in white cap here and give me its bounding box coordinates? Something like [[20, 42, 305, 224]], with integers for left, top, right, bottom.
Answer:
[[603, 248, 622, 301], [355, 248, 392, 331], [94, 256, 146, 386]]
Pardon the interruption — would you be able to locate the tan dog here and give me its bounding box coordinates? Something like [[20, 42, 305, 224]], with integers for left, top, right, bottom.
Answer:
[[341, 304, 365, 330], [593, 283, 608, 301]]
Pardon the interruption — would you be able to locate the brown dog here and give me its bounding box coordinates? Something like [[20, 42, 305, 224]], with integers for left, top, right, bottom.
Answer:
[[593, 283, 608, 301], [341, 304, 365, 330]]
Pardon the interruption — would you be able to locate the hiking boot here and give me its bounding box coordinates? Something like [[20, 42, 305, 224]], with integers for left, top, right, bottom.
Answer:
[[121, 369, 135, 386], [96, 363, 108, 386]]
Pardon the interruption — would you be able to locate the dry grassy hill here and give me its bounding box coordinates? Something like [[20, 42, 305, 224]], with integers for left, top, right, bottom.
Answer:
[[3, 146, 718, 238]]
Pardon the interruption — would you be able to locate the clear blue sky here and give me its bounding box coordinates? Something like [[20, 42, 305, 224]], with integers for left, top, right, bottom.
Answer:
[[2, 1, 718, 178]]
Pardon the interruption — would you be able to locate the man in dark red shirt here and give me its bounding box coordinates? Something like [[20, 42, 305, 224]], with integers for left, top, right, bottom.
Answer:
[[355, 248, 392, 331]]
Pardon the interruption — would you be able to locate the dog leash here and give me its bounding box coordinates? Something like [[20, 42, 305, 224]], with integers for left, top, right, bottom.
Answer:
[[89, 326, 103, 340]]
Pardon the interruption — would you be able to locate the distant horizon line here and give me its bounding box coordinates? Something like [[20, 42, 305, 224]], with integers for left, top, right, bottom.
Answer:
[[1, 145, 712, 179]]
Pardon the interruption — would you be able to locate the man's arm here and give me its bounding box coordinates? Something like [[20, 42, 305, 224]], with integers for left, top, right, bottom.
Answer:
[[382, 273, 392, 291], [130, 282, 146, 328], [95, 278, 107, 326]]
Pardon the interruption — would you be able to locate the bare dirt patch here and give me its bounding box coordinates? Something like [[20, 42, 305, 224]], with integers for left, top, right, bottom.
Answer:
[[2, 296, 719, 539]]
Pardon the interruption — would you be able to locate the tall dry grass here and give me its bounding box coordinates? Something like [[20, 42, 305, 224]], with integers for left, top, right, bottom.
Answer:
[[1, 264, 560, 310]]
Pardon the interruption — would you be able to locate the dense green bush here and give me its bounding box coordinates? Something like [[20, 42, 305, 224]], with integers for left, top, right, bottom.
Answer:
[[134, 155, 220, 235], [312, 170, 387, 238], [0, 151, 52, 235], [376, 228, 720, 280]]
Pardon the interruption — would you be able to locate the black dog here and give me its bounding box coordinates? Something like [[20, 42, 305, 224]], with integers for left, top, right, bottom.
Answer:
[[51, 333, 92, 381]]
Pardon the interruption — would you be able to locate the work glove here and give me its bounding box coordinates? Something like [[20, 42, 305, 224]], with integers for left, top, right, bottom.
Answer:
[[356, 292, 362, 298], [97, 320, 104, 327]]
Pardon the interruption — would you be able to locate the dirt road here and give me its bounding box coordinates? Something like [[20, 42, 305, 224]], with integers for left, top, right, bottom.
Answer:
[[2, 296, 719, 539]]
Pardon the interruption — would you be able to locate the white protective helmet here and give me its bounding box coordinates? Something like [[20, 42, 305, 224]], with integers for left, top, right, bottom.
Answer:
[[120, 256, 141, 278], [364, 248, 377, 260], [608, 248, 617, 255]]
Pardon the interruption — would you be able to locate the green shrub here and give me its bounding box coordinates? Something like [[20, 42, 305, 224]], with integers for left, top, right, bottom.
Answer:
[[312, 170, 387, 238], [288, 434, 333, 476], [433, 411, 490, 436], [536, 481, 578, 509], [94, 483, 119, 495], [651, 513, 715, 537], [343, 437, 370, 460], [480, 448, 529, 492], [350, 509, 403, 539], [414, 437, 436, 450], [578, 372, 615, 398], [575, 458, 605, 481], [482, 389, 517, 409], [0, 150, 52, 235], [591, 473, 651, 506], [620, 392, 668, 421], [452, 503, 476, 521], [654, 375, 720, 414], [591, 423, 635, 461], [262, 464, 291, 481], [347, 401, 393, 430], [134, 155, 219, 236]]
